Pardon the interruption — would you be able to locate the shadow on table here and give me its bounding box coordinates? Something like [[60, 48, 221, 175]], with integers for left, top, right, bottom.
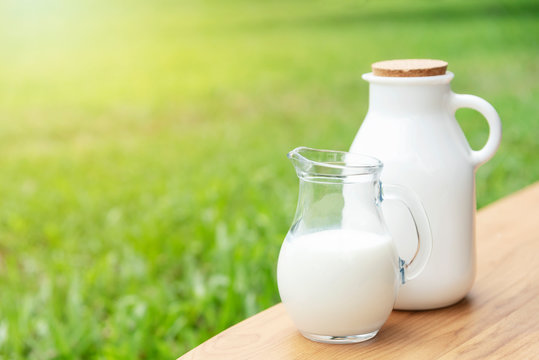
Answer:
[[360, 297, 475, 346]]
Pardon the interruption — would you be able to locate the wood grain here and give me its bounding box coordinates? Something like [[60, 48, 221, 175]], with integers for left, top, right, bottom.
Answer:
[[179, 182, 539, 360]]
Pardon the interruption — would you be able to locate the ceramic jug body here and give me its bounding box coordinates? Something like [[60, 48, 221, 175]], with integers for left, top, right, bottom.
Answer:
[[350, 72, 501, 310]]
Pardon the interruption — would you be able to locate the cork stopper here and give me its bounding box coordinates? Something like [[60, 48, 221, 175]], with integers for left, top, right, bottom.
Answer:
[[372, 59, 448, 77]]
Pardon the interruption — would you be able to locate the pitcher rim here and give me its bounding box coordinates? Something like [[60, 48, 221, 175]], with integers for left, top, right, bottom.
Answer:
[[287, 147, 383, 176]]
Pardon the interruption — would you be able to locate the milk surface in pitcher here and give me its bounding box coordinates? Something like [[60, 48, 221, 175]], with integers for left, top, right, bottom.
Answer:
[[277, 229, 399, 336]]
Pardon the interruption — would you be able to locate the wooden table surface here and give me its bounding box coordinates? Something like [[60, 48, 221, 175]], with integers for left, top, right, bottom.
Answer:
[[179, 182, 539, 360]]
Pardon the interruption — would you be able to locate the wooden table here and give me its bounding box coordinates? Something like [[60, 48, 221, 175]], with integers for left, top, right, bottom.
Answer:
[[179, 183, 539, 359]]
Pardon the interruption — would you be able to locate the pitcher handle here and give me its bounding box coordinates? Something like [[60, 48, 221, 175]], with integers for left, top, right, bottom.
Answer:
[[383, 184, 432, 283], [448, 93, 502, 169]]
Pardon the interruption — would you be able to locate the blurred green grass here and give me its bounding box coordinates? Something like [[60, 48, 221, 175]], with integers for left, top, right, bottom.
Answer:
[[0, 0, 537, 358]]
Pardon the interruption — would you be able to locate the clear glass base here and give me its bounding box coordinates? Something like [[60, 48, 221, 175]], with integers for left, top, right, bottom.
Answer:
[[300, 330, 379, 344]]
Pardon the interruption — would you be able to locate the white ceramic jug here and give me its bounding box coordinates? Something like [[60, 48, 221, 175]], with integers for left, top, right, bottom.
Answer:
[[350, 61, 502, 310]]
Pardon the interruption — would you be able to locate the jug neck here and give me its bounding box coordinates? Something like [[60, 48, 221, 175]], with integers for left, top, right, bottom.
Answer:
[[297, 178, 382, 205], [363, 72, 454, 116]]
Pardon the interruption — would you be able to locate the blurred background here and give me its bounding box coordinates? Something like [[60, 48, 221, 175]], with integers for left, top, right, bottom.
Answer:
[[0, 0, 537, 358]]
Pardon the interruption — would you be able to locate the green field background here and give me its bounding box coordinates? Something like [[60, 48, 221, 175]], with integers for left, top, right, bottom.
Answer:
[[0, 0, 538, 358]]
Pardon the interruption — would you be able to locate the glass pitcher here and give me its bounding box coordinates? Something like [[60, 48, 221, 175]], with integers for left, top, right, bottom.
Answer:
[[277, 147, 432, 344]]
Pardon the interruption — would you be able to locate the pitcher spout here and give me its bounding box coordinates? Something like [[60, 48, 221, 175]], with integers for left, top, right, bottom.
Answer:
[[287, 147, 313, 176]]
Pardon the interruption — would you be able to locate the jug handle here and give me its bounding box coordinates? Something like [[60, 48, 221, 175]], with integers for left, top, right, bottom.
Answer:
[[448, 93, 502, 169], [383, 184, 433, 283]]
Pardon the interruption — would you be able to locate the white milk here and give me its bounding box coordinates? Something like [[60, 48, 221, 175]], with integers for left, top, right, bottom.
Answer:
[[277, 229, 400, 336]]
